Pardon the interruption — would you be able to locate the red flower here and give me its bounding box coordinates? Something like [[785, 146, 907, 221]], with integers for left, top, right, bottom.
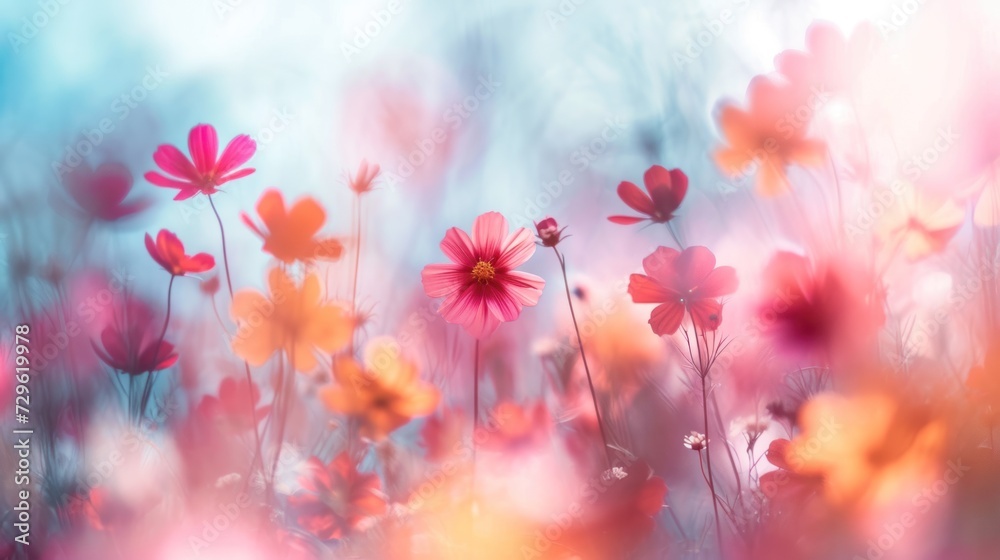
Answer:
[[349, 159, 381, 194], [421, 211, 545, 338], [608, 165, 688, 225], [145, 229, 215, 276], [288, 454, 387, 540], [144, 123, 256, 200], [93, 300, 177, 375], [534, 216, 565, 247], [628, 246, 738, 335], [196, 377, 271, 432], [61, 162, 150, 222]]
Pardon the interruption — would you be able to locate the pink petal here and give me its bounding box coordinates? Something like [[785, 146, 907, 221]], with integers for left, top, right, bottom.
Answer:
[[616, 181, 655, 216], [218, 167, 255, 184], [144, 171, 194, 190], [215, 134, 256, 176], [438, 284, 500, 339], [675, 246, 717, 290], [421, 263, 468, 298], [494, 227, 535, 270], [484, 284, 522, 322], [185, 253, 216, 273], [440, 227, 476, 267], [645, 166, 688, 216], [145, 233, 170, 272], [696, 266, 738, 299], [641, 246, 681, 286], [471, 212, 508, 260], [152, 144, 198, 180], [100, 327, 127, 365], [649, 302, 685, 335], [500, 270, 544, 307], [93, 162, 133, 206], [688, 299, 724, 331], [628, 273, 673, 304], [188, 124, 219, 174], [173, 188, 203, 201], [608, 215, 647, 225]]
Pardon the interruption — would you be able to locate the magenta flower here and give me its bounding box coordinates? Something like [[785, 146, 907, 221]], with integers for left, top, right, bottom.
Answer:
[[144, 124, 256, 200], [61, 162, 150, 222], [609, 165, 688, 225], [421, 211, 545, 338]]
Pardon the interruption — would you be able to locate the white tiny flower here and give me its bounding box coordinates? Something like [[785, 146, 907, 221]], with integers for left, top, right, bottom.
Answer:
[[683, 431, 708, 451]]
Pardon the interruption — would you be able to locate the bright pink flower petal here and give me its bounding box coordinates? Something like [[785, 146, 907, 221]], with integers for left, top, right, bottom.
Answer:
[[440, 227, 477, 267], [421, 264, 468, 298], [153, 145, 198, 180], [438, 284, 500, 338], [628, 273, 673, 303], [144, 171, 194, 190], [188, 124, 219, 174], [502, 271, 544, 306], [218, 167, 255, 184], [617, 181, 656, 216], [641, 247, 681, 286], [184, 253, 216, 273], [215, 134, 257, 176], [649, 302, 685, 335], [485, 284, 522, 322], [472, 211, 508, 260], [608, 215, 647, 225], [173, 188, 202, 201], [145, 233, 170, 272], [495, 227, 535, 270]]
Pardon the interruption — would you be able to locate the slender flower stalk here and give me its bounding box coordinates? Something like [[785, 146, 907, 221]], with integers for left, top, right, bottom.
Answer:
[[350, 195, 363, 353], [692, 327, 725, 557], [139, 275, 174, 420], [208, 195, 265, 487]]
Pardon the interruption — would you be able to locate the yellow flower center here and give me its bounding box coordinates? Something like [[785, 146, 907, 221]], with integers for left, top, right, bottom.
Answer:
[[471, 260, 496, 284]]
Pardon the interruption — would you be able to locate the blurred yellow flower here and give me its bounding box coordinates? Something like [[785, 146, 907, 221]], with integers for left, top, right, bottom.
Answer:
[[231, 268, 352, 372]]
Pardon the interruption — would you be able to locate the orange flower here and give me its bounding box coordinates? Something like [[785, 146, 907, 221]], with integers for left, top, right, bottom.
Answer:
[[785, 390, 946, 508], [713, 75, 827, 196], [320, 338, 440, 441], [231, 268, 352, 372], [241, 189, 344, 264], [876, 185, 964, 260]]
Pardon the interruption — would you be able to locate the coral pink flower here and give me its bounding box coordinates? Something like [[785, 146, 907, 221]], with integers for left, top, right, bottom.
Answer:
[[608, 165, 688, 225], [349, 159, 381, 194], [144, 124, 256, 200], [241, 189, 344, 264], [196, 377, 271, 432], [775, 21, 881, 97], [628, 246, 738, 335], [289, 454, 387, 540], [61, 162, 150, 222], [421, 211, 545, 338], [145, 229, 215, 276]]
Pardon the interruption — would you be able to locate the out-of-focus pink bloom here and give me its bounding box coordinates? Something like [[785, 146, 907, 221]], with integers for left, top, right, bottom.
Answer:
[[145, 229, 215, 276], [759, 251, 884, 355], [145, 123, 256, 200], [479, 401, 549, 453], [200, 274, 220, 296], [197, 377, 271, 433], [92, 299, 177, 376], [421, 407, 467, 462], [775, 21, 881, 96], [608, 165, 688, 225], [534, 217, 565, 247], [61, 162, 150, 222], [421, 211, 545, 338], [628, 246, 738, 335], [876, 188, 964, 260], [349, 159, 381, 194], [288, 454, 387, 540]]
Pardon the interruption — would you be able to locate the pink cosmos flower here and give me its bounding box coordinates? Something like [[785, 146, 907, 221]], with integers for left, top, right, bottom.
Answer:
[[628, 246, 738, 335], [608, 165, 688, 225], [421, 211, 545, 338], [144, 124, 256, 200], [61, 162, 150, 222], [349, 159, 381, 194]]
